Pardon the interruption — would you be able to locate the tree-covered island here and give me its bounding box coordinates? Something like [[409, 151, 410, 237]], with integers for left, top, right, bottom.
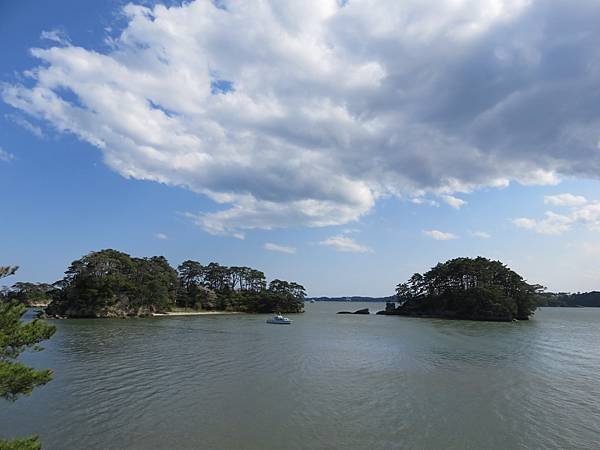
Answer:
[[387, 257, 540, 321], [34, 249, 305, 318]]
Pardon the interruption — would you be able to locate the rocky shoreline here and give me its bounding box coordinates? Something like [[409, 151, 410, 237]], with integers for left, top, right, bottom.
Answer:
[[380, 302, 523, 322]]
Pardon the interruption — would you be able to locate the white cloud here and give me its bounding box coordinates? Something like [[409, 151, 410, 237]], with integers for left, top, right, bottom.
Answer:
[[264, 242, 296, 254], [572, 202, 600, 231], [0, 147, 14, 162], [411, 197, 440, 207], [5, 114, 44, 138], [513, 212, 573, 235], [155, 232, 168, 240], [423, 230, 458, 240], [471, 230, 491, 239], [518, 213, 572, 235], [40, 29, 69, 46], [319, 235, 372, 253], [423, 230, 458, 241], [544, 193, 587, 207], [516, 170, 561, 186], [442, 195, 466, 209], [514, 195, 600, 235], [4, 1, 600, 234]]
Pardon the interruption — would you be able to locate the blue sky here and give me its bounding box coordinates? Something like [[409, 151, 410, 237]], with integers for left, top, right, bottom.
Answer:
[[2, 0, 600, 296]]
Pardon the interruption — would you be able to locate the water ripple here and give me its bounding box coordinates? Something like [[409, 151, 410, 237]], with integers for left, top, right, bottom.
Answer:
[[3, 305, 600, 449]]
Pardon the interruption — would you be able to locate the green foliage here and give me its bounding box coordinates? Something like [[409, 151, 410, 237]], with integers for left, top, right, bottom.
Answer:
[[0, 360, 52, 402], [0, 301, 55, 400], [131, 256, 179, 311], [394, 257, 540, 321], [42, 250, 305, 317], [176, 262, 305, 313], [1, 267, 54, 448], [47, 250, 178, 317], [536, 291, 600, 307], [0, 267, 18, 280], [0, 302, 56, 360], [0, 282, 54, 306], [176, 260, 217, 310], [0, 435, 41, 450]]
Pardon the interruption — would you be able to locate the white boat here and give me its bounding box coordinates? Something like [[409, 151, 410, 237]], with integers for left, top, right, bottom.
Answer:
[[266, 314, 292, 324]]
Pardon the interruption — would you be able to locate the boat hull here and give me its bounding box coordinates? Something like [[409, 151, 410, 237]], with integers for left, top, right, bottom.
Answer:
[[266, 319, 292, 324]]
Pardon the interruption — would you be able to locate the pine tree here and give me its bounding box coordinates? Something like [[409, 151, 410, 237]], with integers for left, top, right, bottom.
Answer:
[[1, 266, 55, 449]]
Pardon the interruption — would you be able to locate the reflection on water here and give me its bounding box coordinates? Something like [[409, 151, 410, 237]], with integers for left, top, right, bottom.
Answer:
[[3, 305, 600, 449]]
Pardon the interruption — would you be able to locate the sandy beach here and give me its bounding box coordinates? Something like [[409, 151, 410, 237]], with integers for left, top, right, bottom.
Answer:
[[152, 311, 242, 316]]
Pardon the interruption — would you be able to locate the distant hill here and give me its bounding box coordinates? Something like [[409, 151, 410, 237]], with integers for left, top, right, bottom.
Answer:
[[311, 291, 600, 307], [307, 296, 396, 302], [536, 291, 600, 307]]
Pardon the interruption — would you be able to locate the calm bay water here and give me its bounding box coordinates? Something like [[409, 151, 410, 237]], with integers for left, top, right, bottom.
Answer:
[[3, 304, 600, 449]]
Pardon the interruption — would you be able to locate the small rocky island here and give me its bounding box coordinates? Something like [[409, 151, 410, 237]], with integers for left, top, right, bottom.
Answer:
[[337, 308, 370, 314], [384, 257, 540, 322]]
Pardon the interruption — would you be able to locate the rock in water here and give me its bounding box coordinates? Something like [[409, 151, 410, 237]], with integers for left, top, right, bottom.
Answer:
[[337, 308, 370, 314]]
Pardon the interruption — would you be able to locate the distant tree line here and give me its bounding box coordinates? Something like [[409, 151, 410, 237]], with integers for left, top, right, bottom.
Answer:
[[32, 249, 305, 317], [391, 257, 541, 321], [307, 296, 396, 302], [536, 291, 600, 307]]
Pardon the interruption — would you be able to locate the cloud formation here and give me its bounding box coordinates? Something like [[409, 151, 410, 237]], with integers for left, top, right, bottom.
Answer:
[[411, 198, 440, 207], [544, 193, 587, 207], [264, 242, 296, 254], [5, 114, 44, 138], [0, 147, 14, 162], [514, 194, 600, 235], [154, 232, 168, 240], [442, 195, 467, 209], [40, 29, 70, 46], [4, 0, 600, 234], [319, 235, 372, 253], [423, 230, 458, 241]]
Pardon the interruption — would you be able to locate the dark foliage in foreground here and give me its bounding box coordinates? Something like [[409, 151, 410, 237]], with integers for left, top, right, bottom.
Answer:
[[0, 267, 55, 449], [0, 435, 42, 450]]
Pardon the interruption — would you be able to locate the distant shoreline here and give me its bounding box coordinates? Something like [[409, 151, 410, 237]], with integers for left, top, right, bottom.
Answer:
[[307, 297, 394, 302]]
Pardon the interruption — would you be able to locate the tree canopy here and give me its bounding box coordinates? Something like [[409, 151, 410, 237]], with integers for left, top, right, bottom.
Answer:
[[392, 257, 540, 321], [0, 282, 55, 306], [176, 261, 305, 313], [45, 250, 305, 317], [46, 249, 178, 317], [0, 266, 18, 279]]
